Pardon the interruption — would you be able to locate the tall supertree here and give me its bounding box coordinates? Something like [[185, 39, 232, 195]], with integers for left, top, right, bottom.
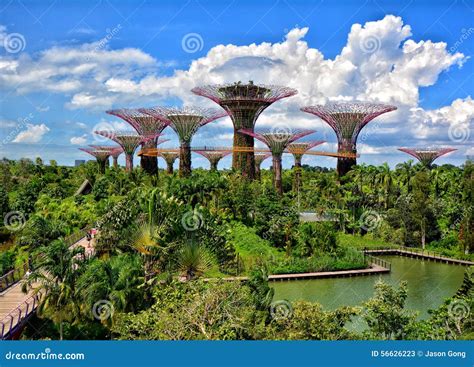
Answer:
[[287, 141, 325, 191], [192, 82, 298, 179], [89, 145, 123, 168], [106, 109, 169, 174], [94, 131, 161, 172], [239, 129, 315, 194], [140, 106, 227, 177], [301, 102, 397, 177], [398, 148, 456, 168], [79, 148, 111, 174], [160, 151, 179, 174], [194, 150, 231, 172], [254, 153, 271, 180]]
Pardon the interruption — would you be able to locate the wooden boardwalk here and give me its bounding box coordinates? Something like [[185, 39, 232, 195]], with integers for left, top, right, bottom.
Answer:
[[364, 248, 474, 266]]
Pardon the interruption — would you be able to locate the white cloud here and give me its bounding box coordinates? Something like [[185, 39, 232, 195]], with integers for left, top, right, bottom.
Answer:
[[12, 123, 49, 143], [70, 134, 88, 145]]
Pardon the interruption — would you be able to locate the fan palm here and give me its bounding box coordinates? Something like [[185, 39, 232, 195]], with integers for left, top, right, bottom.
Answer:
[[177, 242, 214, 281]]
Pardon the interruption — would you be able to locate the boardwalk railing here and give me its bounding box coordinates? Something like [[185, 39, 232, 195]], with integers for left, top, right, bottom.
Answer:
[[0, 292, 42, 340], [0, 263, 28, 293], [364, 254, 391, 271]]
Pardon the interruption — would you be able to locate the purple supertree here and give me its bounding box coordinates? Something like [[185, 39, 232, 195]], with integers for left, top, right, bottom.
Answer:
[[239, 129, 315, 194], [301, 101, 397, 177], [106, 109, 169, 174], [140, 106, 227, 177], [192, 81, 298, 179], [79, 148, 111, 174], [398, 148, 456, 168], [89, 145, 123, 168], [94, 131, 161, 172], [159, 151, 179, 174], [254, 153, 271, 180], [194, 150, 231, 172], [286, 141, 326, 191]]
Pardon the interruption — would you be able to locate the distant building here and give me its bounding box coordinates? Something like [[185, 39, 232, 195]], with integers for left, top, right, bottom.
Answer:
[[75, 160, 86, 167]]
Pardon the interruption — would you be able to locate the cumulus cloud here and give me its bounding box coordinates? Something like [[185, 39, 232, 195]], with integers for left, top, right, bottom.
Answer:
[[70, 134, 88, 145], [12, 123, 50, 143]]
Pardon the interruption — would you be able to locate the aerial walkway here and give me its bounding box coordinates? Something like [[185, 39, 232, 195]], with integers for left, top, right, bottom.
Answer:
[[0, 234, 94, 340]]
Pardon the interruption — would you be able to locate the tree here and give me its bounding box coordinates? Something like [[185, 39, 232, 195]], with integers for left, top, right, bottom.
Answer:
[[0, 185, 9, 222], [410, 170, 432, 249]]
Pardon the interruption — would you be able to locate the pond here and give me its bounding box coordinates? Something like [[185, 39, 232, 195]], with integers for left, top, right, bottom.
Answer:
[[272, 255, 467, 318]]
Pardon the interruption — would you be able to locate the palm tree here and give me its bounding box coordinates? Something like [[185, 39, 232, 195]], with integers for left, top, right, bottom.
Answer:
[[22, 239, 85, 340], [177, 241, 214, 281]]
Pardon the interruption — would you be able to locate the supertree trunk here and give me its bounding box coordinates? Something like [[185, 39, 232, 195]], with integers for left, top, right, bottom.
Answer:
[[293, 156, 302, 192], [233, 129, 255, 179], [140, 140, 158, 174], [255, 164, 261, 180], [166, 161, 174, 174], [98, 159, 106, 174], [273, 154, 283, 195], [112, 156, 118, 168], [179, 141, 192, 177], [337, 139, 357, 177], [125, 153, 134, 172], [210, 161, 218, 171]]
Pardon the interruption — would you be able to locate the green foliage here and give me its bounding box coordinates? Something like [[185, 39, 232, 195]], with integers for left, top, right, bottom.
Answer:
[[295, 222, 338, 256]]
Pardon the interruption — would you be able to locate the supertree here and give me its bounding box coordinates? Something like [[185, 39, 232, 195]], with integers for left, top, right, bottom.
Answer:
[[78, 148, 111, 174], [287, 141, 325, 191], [254, 153, 271, 180], [89, 145, 123, 168], [194, 150, 231, 172], [140, 106, 227, 177], [239, 129, 315, 194], [301, 101, 397, 177], [192, 81, 298, 179], [94, 131, 161, 172], [106, 109, 169, 174], [398, 148, 456, 168], [160, 151, 179, 174]]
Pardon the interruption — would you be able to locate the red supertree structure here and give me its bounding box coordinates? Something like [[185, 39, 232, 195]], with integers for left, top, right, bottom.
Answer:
[[89, 145, 123, 168], [398, 148, 456, 168], [254, 153, 271, 180], [194, 150, 231, 172], [159, 151, 179, 174], [139, 106, 227, 177], [287, 140, 325, 191], [239, 129, 315, 194], [94, 131, 162, 172], [78, 148, 111, 174], [106, 109, 169, 174], [192, 81, 298, 179], [301, 101, 397, 177]]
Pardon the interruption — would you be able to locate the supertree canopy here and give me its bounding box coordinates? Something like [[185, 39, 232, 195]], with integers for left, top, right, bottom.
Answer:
[[106, 109, 169, 174], [140, 106, 227, 177], [195, 150, 231, 171], [254, 153, 271, 180], [239, 129, 315, 194], [192, 81, 298, 179], [89, 145, 123, 167], [95, 131, 161, 172], [79, 148, 111, 174], [301, 101, 397, 177], [287, 140, 325, 191], [160, 151, 179, 174], [398, 147, 456, 167]]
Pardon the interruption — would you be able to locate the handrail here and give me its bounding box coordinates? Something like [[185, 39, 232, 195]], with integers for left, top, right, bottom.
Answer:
[[364, 253, 391, 271], [0, 292, 42, 339], [0, 263, 28, 293]]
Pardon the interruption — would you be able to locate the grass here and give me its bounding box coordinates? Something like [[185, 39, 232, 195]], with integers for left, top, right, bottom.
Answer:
[[337, 233, 399, 249]]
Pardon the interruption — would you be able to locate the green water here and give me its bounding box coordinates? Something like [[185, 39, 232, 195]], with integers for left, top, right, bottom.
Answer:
[[272, 256, 467, 318]]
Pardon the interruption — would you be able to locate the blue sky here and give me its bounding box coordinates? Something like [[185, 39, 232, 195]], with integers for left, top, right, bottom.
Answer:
[[0, 0, 473, 169]]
